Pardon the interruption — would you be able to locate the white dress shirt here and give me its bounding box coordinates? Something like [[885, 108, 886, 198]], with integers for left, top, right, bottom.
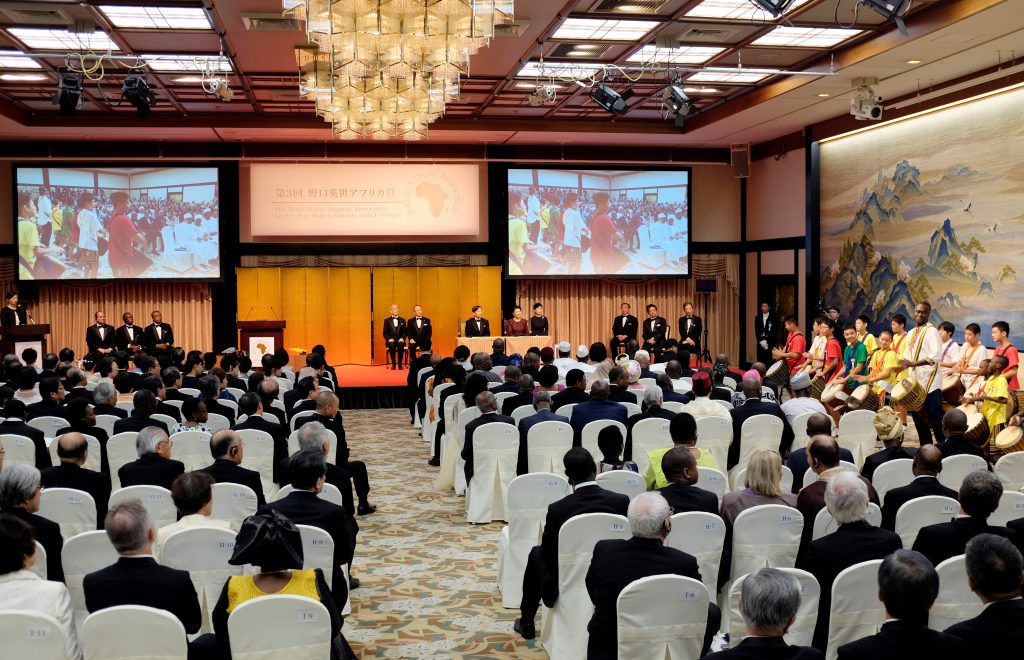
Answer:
[[0, 570, 81, 659], [684, 396, 730, 420]]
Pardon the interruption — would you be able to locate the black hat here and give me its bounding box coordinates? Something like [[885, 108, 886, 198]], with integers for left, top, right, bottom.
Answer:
[[229, 510, 304, 572]]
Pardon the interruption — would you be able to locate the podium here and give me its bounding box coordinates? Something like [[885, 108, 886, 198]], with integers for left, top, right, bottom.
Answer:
[[0, 323, 50, 357], [238, 320, 286, 363]]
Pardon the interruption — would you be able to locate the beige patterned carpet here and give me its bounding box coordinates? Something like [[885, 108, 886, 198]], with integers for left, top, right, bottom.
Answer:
[[342, 408, 547, 659]]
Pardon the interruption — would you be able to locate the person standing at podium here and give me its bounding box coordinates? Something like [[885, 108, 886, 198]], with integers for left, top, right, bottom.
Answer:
[[86, 311, 116, 361], [115, 312, 144, 354], [610, 302, 638, 355], [0, 291, 27, 326], [144, 310, 174, 356], [383, 304, 406, 370], [406, 305, 431, 361], [465, 306, 491, 337]]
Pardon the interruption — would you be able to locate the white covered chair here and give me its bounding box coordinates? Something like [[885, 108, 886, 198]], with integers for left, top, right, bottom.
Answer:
[[465, 422, 519, 523], [453, 406, 482, 495], [219, 399, 239, 414], [63, 530, 120, 627], [732, 465, 795, 495], [163, 399, 185, 411], [871, 458, 914, 504], [557, 403, 576, 421], [161, 527, 242, 633], [662, 401, 685, 413], [667, 512, 726, 597], [295, 524, 349, 614], [0, 433, 38, 467], [82, 605, 188, 660], [226, 387, 246, 401], [291, 409, 316, 430], [235, 428, 277, 499], [811, 503, 882, 541], [276, 482, 344, 507], [286, 427, 337, 459], [581, 420, 627, 465], [894, 495, 960, 549], [116, 401, 135, 414], [493, 391, 517, 410], [826, 559, 885, 660], [988, 490, 1024, 526], [731, 415, 784, 488], [422, 381, 451, 446], [790, 411, 817, 449], [616, 575, 709, 660], [28, 415, 68, 439], [511, 404, 535, 426], [169, 429, 213, 472], [205, 412, 231, 433], [995, 451, 1024, 491], [930, 554, 984, 630], [0, 610, 71, 659], [227, 594, 333, 660], [729, 568, 821, 648], [595, 470, 646, 499], [836, 409, 877, 469], [106, 431, 139, 490], [722, 376, 738, 390], [541, 512, 631, 660], [730, 505, 804, 580], [496, 473, 570, 608], [109, 485, 176, 527], [939, 454, 989, 490], [95, 414, 119, 437], [805, 461, 859, 484], [695, 417, 732, 479], [151, 413, 178, 430], [211, 482, 259, 531], [620, 402, 642, 417], [629, 417, 673, 476], [178, 387, 200, 398], [697, 467, 728, 503], [38, 487, 97, 539], [525, 421, 573, 477], [29, 541, 47, 580]]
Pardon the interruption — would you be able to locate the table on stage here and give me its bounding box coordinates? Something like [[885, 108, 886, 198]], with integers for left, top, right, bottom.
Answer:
[[459, 336, 551, 355]]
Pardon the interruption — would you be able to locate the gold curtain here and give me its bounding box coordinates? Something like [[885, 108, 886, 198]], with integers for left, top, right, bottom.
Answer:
[[514, 254, 740, 362]]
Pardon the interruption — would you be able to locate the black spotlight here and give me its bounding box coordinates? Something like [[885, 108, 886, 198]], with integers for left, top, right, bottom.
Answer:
[[122, 69, 155, 118], [663, 85, 692, 128], [52, 69, 83, 116], [591, 83, 633, 115], [859, 0, 911, 35], [748, 0, 797, 17]]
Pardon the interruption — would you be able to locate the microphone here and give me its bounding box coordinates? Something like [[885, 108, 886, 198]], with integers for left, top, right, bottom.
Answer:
[[270, 306, 279, 320], [243, 306, 254, 321]]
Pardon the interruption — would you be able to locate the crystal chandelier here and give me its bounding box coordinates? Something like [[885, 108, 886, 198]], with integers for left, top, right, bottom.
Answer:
[[285, 0, 513, 140]]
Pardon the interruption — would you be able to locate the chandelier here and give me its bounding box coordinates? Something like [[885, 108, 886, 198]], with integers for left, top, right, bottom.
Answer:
[[285, 0, 514, 140]]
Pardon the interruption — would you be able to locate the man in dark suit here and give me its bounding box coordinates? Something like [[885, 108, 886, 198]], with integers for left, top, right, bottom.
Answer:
[[785, 414, 853, 492], [755, 302, 778, 366], [461, 391, 516, 486], [586, 491, 719, 659], [135, 375, 182, 423], [197, 429, 267, 508], [798, 471, 902, 650], [85, 310, 117, 361], [656, 373, 689, 406], [143, 309, 174, 356], [657, 446, 718, 515], [551, 368, 589, 412], [255, 379, 286, 427], [40, 432, 110, 526], [489, 365, 520, 396], [514, 447, 630, 640], [161, 368, 189, 402], [281, 421, 356, 518], [945, 533, 1024, 654], [405, 305, 431, 361], [489, 338, 510, 367], [836, 550, 965, 659], [935, 407, 988, 461], [234, 392, 289, 486], [500, 374, 534, 416], [464, 305, 490, 337], [570, 380, 628, 444], [92, 381, 128, 419], [0, 399, 49, 468], [114, 311, 144, 354], [26, 376, 68, 421], [117, 426, 184, 490], [220, 354, 248, 392], [113, 389, 170, 436], [84, 500, 201, 634], [913, 470, 1022, 566], [0, 463, 64, 581], [880, 445, 957, 530], [861, 409, 916, 482], [728, 377, 795, 469], [607, 366, 636, 404], [197, 374, 234, 425], [63, 368, 92, 403], [641, 303, 668, 360], [677, 302, 702, 363], [517, 392, 569, 474], [610, 302, 639, 356], [407, 342, 434, 424], [382, 304, 407, 369], [704, 569, 824, 660]]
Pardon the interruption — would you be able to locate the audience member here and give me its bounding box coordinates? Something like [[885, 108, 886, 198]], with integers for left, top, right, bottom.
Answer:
[[0, 399, 49, 467], [13, 366, 42, 404], [0, 463, 63, 581], [862, 406, 916, 481], [25, 376, 67, 421], [728, 376, 794, 469], [462, 391, 516, 486], [153, 471, 231, 560], [935, 408, 988, 460], [785, 413, 854, 492], [198, 374, 235, 425], [516, 391, 568, 474], [657, 446, 718, 514], [797, 435, 879, 551], [500, 374, 535, 415], [657, 373, 689, 406], [112, 389, 170, 435], [550, 368, 589, 411], [92, 381, 127, 418], [596, 425, 638, 474], [945, 533, 1024, 654], [880, 445, 956, 530], [779, 371, 827, 425], [624, 386, 675, 458], [721, 449, 797, 528], [40, 432, 110, 526], [117, 426, 185, 490], [683, 371, 729, 418], [234, 391, 288, 484], [279, 422, 356, 518], [198, 428, 267, 508], [643, 412, 717, 489], [174, 397, 211, 434], [570, 380, 627, 443]]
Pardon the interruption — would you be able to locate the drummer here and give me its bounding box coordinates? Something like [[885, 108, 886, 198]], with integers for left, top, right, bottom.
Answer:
[[838, 324, 868, 389], [896, 301, 945, 445], [991, 321, 1019, 390], [963, 354, 1009, 447], [936, 322, 960, 381], [891, 314, 909, 354], [854, 329, 900, 399], [955, 323, 988, 392], [808, 318, 842, 381], [773, 314, 807, 373], [800, 317, 828, 376], [854, 314, 878, 354]]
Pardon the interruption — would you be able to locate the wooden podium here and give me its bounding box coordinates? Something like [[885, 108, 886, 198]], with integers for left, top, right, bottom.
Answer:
[[238, 320, 286, 362], [0, 323, 50, 356]]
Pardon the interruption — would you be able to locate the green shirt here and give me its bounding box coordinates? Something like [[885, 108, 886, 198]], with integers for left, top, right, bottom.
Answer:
[[843, 341, 868, 389]]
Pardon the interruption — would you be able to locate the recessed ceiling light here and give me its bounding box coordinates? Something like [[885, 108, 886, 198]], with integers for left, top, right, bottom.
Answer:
[[751, 26, 861, 48], [627, 45, 724, 64], [817, 92, 831, 97], [172, 76, 206, 84], [142, 55, 232, 72], [686, 0, 812, 20], [683, 86, 720, 93], [0, 50, 42, 69], [7, 28, 119, 51], [0, 73, 46, 81], [552, 18, 660, 41], [906, 59, 922, 64], [98, 6, 212, 30], [516, 61, 605, 78]]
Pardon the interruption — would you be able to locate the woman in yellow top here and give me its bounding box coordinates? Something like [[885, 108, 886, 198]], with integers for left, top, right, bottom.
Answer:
[[208, 510, 354, 660], [965, 354, 1009, 444], [643, 412, 718, 489], [855, 329, 900, 397]]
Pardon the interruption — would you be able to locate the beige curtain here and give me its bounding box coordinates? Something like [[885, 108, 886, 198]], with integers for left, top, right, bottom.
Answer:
[[515, 254, 739, 362]]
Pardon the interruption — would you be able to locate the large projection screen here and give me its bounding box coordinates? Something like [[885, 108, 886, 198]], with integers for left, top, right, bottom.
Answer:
[[245, 163, 486, 243]]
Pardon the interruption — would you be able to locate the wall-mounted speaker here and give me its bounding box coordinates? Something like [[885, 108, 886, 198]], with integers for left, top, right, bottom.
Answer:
[[695, 278, 718, 293], [730, 143, 751, 178]]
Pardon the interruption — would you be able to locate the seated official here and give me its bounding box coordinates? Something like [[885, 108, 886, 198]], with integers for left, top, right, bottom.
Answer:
[[0, 514, 81, 659], [935, 408, 988, 461], [198, 429, 267, 508], [25, 376, 67, 421], [516, 391, 568, 475], [862, 406, 917, 481], [728, 376, 795, 469], [797, 435, 879, 552], [837, 550, 965, 659], [945, 533, 1024, 654], [785, 413, 854, 492], [880, 445, 956, 531], [721, 449, 796, 528], [703, 568, 823, 660], [112, 389, 170, 436], [56, 398, 111, 473], [0, 463, 64, 582], [198, 375, 235, 425], [596, 425, 638, 474], [63, 368, 92, 403], [0, 399, 49, 468], [84, 500, 201, 634], [464, 306, 490, 337], [234, 392, 288, 485], [625, 387, 675, 459], [92, 381, 127, 419], [500, 374, 535, 416], [514, 447, 629, 640], [152, 471, 231, 561], [657, 447, 718, 515], [586, 492, 720, 659], [643, 412, 718, 490], [570, 380, 627, 444], [173, 397, 211, 434], [117, 426, 185, 490], [550, 368, 589, 412], [40, 432, 110, 526], [462, 391, 516, 486], [490, 365, 521, 395]]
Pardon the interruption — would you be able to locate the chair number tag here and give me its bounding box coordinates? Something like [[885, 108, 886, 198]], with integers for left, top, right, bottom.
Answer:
[[218, 541, 234, 550], [609, 521, 626, 532], [779, 514, 795, 523], [67, 495, 84, 505], [312, 538, 326, 546], [14, 437, 26, 446], [231, 491, 247, 498], [25, 626, 52, 640], [680, 590, 699, 601], [296, 610, 320, 622], [705, 473, 721, 482], [703, 522, 717, 533], [625, 478, 639, 486], [1015, 502, 1024, 510], [547, 481, 561, 488], [942, 505, 956, 514], [147, 493, 164, 501]]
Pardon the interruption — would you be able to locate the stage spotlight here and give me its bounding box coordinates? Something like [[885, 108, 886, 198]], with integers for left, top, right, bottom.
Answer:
[[747, 0, 797, 17], [591, 83, 633, 115], [859, 0, 911, 35], [122, 69, 155, 118], [52, 70, 83, 116], [662, 85, 692, 128], [850, 84, 883, 121]]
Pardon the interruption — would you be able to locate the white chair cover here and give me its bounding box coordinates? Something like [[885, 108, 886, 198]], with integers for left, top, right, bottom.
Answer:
[[178, 388, 200, 398], [790, 411, 817, 450], [595, 470, 646, 499], [276, 483, 344, 507], [730, 505, 804, 581], [728, 568, 820, 648], [261, 412, 280, 424], [164, 399, 185, 411], [63, 530, 120, 627], [30, 541, 47, 580], [75, 434, 102, 473], [667, 512, 726, 597], [826, 560, 885, 660], [448, 406, 482, 496], [526, 421, 573, 477], [541, 512, 631, 660], [731, 415, 784, 488], [226, 387, 246, 401], [806, 461, 859, 484], [205, 413, 231, 433], [161, 527, 242, 634], [286, 428, 337, 460], [732, 466, 794, 495], [106, 432, 139, 490], [234, 429, 276, 500], [38, 488, 98, 539], [227, 594, 332, 660], [211, 482, 259, 531], [629, 418, 673, 476], [95, 414, 119, 438], [939, 454, 989, 490], [988, 490, 1024, 526], [220, 399, 239, 414], [557, 403, 576, 421], [116, 401, 135, 414], [930, 554, 984, 630], [110, 485, 176, 527], [894, 495, 960, 548], [995, 451, 1024, 491], [1, 433, 38, 467], [617, 575, 709, 660], [421, 380, 448, 446], [581, 420, 627, 465], [0, 610, 72, 660], [294, 525, 349, 615], [511, 405, 535, 426], [29, 415, 68, 439], [811, 503, 882, 541], [637, 378, 657, 390], [496, 473, 570, 608], [871, 458, 914, 504], [662, 401, 686, 413], [620, 402, 642, 417], [169, 430, 213, 472], [837, 410, 877, 469], [696, 467, 728, 504], [151, 413, 178, 430], [290, 410, 316, 430], [695, 417, 732, 476], [465, 422, 519, 523]]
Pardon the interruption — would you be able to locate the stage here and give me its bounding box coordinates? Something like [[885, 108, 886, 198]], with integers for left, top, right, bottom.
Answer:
[[335, 364, 410, 409]]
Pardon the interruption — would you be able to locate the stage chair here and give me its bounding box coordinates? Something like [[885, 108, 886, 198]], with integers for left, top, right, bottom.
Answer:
[[0, 610, 71, 659], [227, 595, 333, 660], [276, 482, 344, 507], [28, 541, 46, 580], [161, 528, 242, 633], [812, 503, 882, 541], [581, 420, 627, 465], [106, 432, 139, 490], [667, 512, 726, 598], [825, 559, 885, 660], [836, 410, 877, 469], [939, 454, 989, 491], [616, 575, 709, 660], [38, 488, 97, 539], [595, 470, 645, 499], [0, 434, 37, 468], [511, 404, 535, 426], [465, 422, 519, 523], [995, 451, 1024, 491], [929, 554, 983, 631], [210, 482, 259, 531], [63, 530, 119, 628], [871, 458, 914, 505], [696, 467, 728, 504], [731, 415, 784, 489], [695, 417, 732, 475], [95, 414, 119, 437], [894, 495, 960, 549], [988, 490, 1024, 526], [82, 605, 187, 660], [526, 421, 573, 476], [169, 430, 213, 472], [728, 568, 820, 648], [28, 415, 67, 439], [628, 418, 672, 475]]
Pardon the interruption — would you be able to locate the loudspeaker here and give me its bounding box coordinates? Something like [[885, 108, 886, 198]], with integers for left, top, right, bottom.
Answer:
[[695, 278, 717, 293], [730, 143, 750, 178]]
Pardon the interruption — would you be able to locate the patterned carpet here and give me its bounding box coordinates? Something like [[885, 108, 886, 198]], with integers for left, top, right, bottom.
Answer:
[[342, 408, 547, 659]]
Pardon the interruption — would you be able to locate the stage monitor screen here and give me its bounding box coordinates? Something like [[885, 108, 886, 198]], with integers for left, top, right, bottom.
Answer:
[[506, 168, 690, 277], [14, 166, 221, 281]]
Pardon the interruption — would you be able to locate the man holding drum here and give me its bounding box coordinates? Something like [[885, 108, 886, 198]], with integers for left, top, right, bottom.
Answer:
[[964, 355, 1010, 448], [897, 302, 945, 445]]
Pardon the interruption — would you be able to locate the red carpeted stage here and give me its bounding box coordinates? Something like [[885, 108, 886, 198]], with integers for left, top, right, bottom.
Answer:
[[334, 365, 410, 409]]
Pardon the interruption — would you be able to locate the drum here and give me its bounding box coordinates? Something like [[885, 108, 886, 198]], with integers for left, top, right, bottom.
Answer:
[[1007, 390, 1024, 417], [766, 361, 790, 390], [810, 376, 826, 400], [994, 426, 1024, 454], [892, 378, 926, 412], [847, 384, 880, 412], [941, 374, 965, 407], [964, 412, 990, 447], [821, 380, 850, 404]]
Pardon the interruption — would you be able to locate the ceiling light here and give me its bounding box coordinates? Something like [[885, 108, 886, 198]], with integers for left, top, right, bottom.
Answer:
[[8, 28, 119, 51], [687, 70, 773, 83], [1, 73, 46, 81], [172, 76, 206, 84], [0, 50, 42, 69], [53, 70, 83, 115], [142, 55, 231, 73], [751, 26, 862, 48], [683, 86, 719, 93], [591, 83, 633, 114], [817, 92, 831, 97], [906, 59, 922, 64], [98, 6, 212, 30], [552, 18, 660, 41], [860, 0, 911, 36], [528, 85, 556, 106], [850, 80, 883, 120], [627, 45, 725, 64]]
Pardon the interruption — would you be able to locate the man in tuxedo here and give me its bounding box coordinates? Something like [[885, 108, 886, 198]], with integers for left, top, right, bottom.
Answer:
[[234, 392, 288, 485], [113, 390, 170, 436], [641, 303, 668, 360], [798, 472, 902, 650], [26, 376, 67, 421], [0, 464, 65, 581], [945, 533, 1024, 654], [836, 550, 965, 659], [117, 426, 184, 490], [40, 432, 110, 526], [461, 391, 515, 486], [880, 445, 956, 530], [625, 388, 676, 459], [570, 380, 628, 444], [383, 304, 406, 369], [0, 399, 48, 468], [514, 447, 630, 640], [197, 429, 266, 508], [677, 301, 702, 363], [610, 302, 639, 356], [114, 311, 144, 354], [704, 569, 824, 660], [85, 310, 116, 361], [551, 368, 589, 412], [517, 392, 568, 474], [84, 500, 201, 634], [755, 302, 778, 367], [861, 407, 916, 481], [405, 305, 431, 361], [913, 470, 1022, 566], [728, 377, 794, 469], [586, 492, 719, 659], [657, 446, 718, 515], [500, 374, 534, 416], [464, 305, 490, 337], [143, 309, 174, 356], [92, 382, 127, 419]]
